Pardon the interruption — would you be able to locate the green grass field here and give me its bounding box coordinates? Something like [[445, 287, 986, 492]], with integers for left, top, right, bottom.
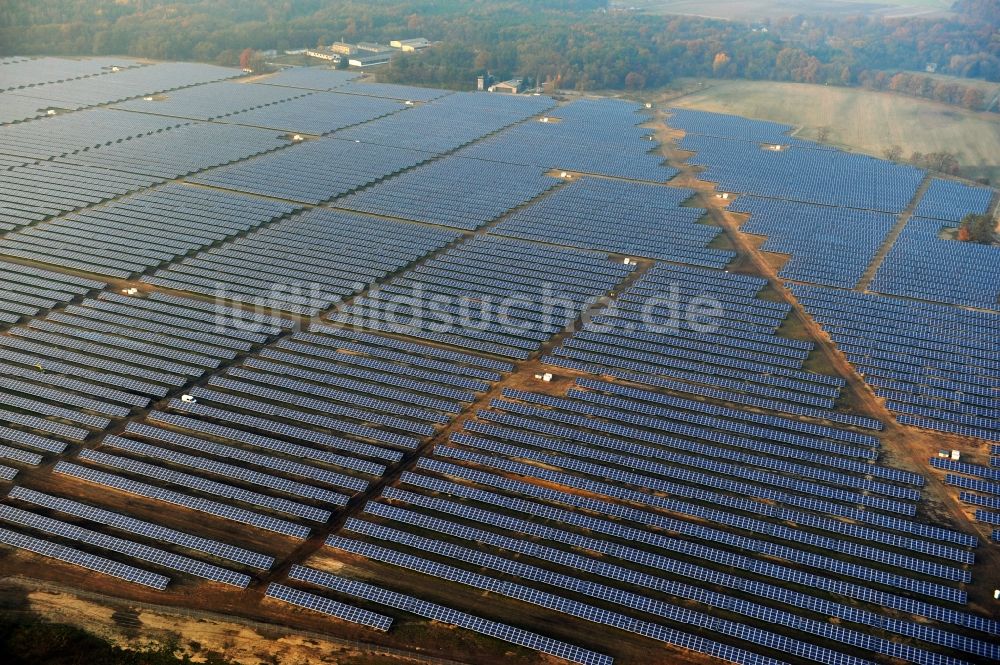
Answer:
[[660, 79, 1000, 183], [624, 0, 954, 19]]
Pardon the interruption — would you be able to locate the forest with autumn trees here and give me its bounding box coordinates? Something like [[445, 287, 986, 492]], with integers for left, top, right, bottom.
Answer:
[[0, 0, 998, 103]]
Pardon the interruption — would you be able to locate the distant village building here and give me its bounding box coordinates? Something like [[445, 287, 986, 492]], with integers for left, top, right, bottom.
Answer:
[[329, 42, 357, 56], [306, 50, 340, 62], [477, 73, 496, 91], [925, 62, 938, 73], [488, 78, 524, 94], [356, 42, 394, 54], [283, 49, 307, 55], [348, 52, 394, 68], [390, 38, 431, 52]]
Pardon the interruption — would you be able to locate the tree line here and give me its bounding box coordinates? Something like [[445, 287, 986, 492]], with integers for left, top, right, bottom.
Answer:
[[0, 0, 998, 102]]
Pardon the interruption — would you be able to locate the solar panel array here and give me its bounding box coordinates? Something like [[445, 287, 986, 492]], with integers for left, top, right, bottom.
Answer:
[[728, 196, 897, 287], [937, 459, 1000, 528], [218, 90, 405, 135], [459, 98, 675, 182], [793, 284, 999, 440], [335, 91, 555, 154], [187, 136, 430, 204], [665, 108, 822, 149], [144, 208, 459, 314], [544, 263, 851, 415], [870, 215, 1000, 310], [334, 155, 558, 230], [331, 236, 633, 359], [45, 321, 505, 546], [676, 133, 924, 213], [0, 523, 169, 589], [321, 447, 991, 665], [3, 62, 241, 118], [0, 111, 290, 231], [112, 80, 310, 120], [265, 583, 394, 630], [256, 67, 358, 91], [0, 107, 187, 164], [913, 178, 993, 222], [343, 510, 991, 665], [0, 56, 144, 92], [0, 260, 104, 326], [0, 184, 299, 278], [0, 94, 65, 125], [0, 291, 288, 464], [56, 121, 292, 180], [0, 159, 163, 231], [287, 565, 613, 665], [0, 502, 251, 587], [492, 177, 733, 266], [8, 486, 272, 569], [333, 80, 450, 102]]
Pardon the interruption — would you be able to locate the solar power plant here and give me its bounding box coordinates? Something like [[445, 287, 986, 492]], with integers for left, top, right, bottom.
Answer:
[[333, 477, 996, 663], [334, 91, 555, 153], [331, 236, 633, 359], [0, 113, 290, 230], [328, 513, 985, 665], [459, 97, 676, 181], [3, 62, 242, 116], [0, 184, 300, 278], [187, 136, 431, 204], [675, 131, 925, 212], [728, 197, 897, 287], [0, 55, 998, 665], [870, 216, 1000, 310], [216, 90, 406, 135], [794, 285, 1000, 440], [145, 208, 460, 314], [334, 154, 559, 230], [492, 177, 733, 265]]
